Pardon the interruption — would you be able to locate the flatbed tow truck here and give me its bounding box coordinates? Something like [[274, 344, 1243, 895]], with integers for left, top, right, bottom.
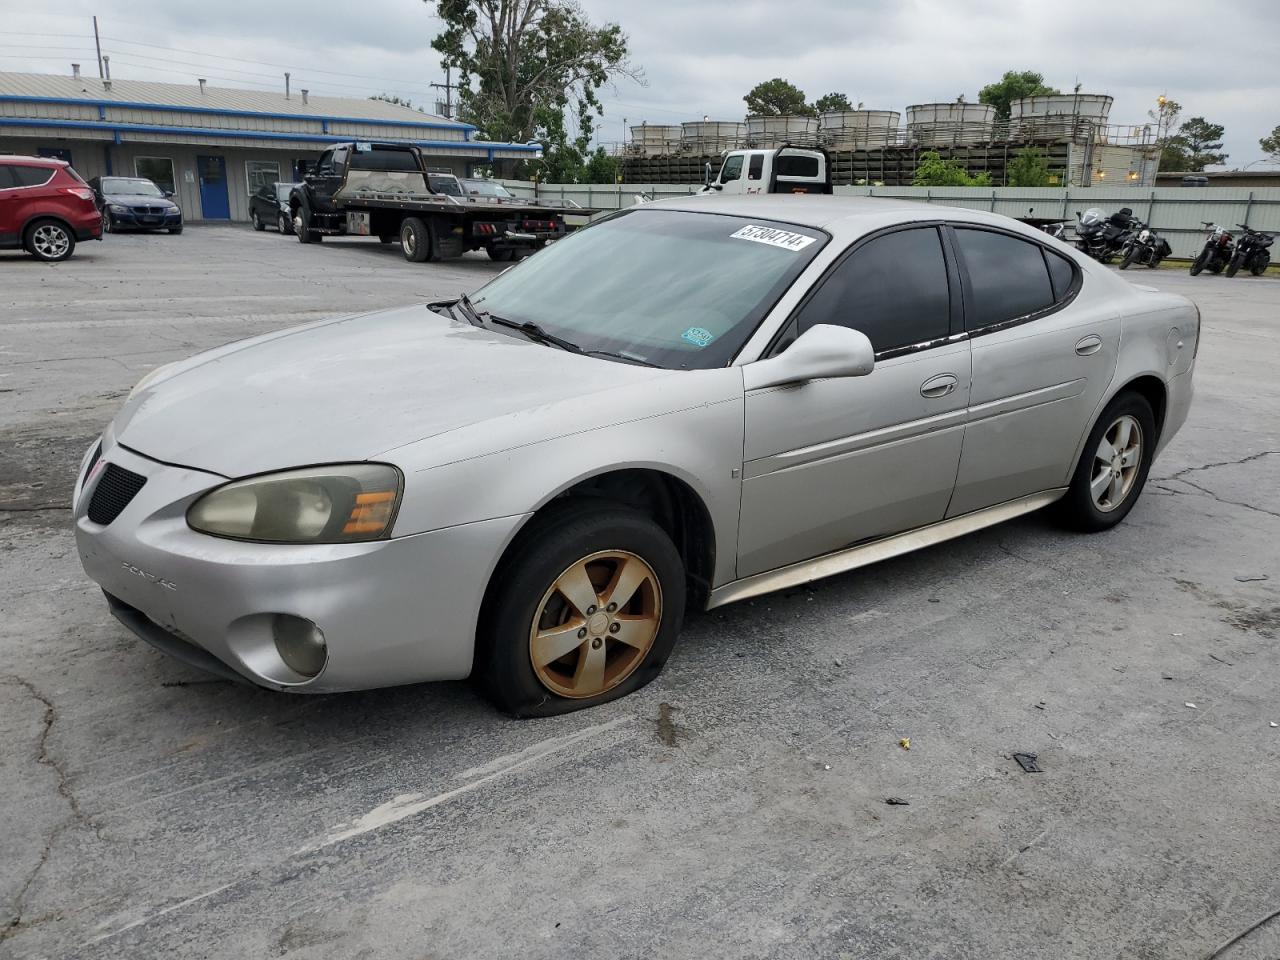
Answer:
[[289, 141, 592, 262]]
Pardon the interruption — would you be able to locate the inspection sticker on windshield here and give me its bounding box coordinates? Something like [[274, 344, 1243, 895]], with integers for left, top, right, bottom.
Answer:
[[729, 224, 817, 252], [681, 327, 715, 348]]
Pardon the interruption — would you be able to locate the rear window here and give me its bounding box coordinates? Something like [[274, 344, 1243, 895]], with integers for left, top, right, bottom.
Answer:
[[9, 165, 56, 188], [777, 155, 820, 178], [349, 148, 419, 171]]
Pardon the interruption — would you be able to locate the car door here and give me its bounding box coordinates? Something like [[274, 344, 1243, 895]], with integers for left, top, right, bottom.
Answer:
[[945, 225, 1120, 516], [736, 224, 972, 578], [0, 166, 20, 241]]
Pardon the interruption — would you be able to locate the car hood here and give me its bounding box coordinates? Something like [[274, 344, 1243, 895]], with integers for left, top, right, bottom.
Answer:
[[112, 304, 677, 477], [107, 193, 177, 207]]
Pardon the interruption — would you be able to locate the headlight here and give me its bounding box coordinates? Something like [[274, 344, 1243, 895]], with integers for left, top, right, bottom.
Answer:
[[187, 464, 402, 543], [108, 204, 128, 214], [127, 362, 177, 400]]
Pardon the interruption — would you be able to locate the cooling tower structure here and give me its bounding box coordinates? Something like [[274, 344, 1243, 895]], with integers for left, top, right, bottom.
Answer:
[[627, 124, 682, 157], [679, 121, 746, 155], [745, 115, 820, 147], [905, 102, 996, 146], [819, 110, 901, 150], [1009, 93, 1114, 141]]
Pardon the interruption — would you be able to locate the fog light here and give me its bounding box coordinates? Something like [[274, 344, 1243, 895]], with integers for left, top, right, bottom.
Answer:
[[272, 615, 327, 678]]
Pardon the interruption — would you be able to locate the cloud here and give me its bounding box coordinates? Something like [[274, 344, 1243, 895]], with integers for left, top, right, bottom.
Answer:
[[2, 0, 1275, 164]]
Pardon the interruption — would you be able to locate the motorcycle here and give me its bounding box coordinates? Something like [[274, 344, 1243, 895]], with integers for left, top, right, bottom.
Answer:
[[1189, 222, 1234, 276], [1224, 224, 1274, 277], [1075, 207, 1135, 263], [1118, 220, 1172, 270]]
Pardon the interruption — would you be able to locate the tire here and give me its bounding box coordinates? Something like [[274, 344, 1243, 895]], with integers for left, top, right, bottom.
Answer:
[[1055, 392, 1156, 533], [400, 216, 431, 262], [1208, 257, 1225, 274], [278, 212, 291, 235], [294, 207, 321, 243], [1225, 254, 1242, 278], [167, 226, 183, 235], [101, 210, 112, 234], [475, 501, 686, 717], [1119, 246, 1137, 270], [377, 233, 394, 244], [1189, 250, 1208, 276], [486, 244, 516, 262], [24, 219, 75, 262], [1250, 252, 1270, 277], [251, 210, 265, 231], [1147, 256, 1161, 269]]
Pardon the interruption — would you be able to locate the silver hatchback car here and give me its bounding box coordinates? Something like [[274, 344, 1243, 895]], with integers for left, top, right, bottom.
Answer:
[[75, 196, 1197, 715]]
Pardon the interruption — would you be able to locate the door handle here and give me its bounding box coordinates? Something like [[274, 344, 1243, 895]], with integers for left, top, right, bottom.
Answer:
[[1075, 335, 1103, 356], [920, 374, 958, 398]]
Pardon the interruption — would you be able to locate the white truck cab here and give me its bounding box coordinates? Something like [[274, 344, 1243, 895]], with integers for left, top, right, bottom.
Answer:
[[700, 144, 833, 196]]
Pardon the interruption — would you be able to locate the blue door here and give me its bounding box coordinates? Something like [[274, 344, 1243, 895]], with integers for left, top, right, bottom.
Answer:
[[197, 155, 230, 220]]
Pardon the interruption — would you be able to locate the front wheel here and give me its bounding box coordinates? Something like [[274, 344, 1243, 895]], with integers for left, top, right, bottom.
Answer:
[[251, 210, 265, 231], [1055, 392, 1155, 532], [277, 212, 291, 234], [1225, 253, 1242, 278], [167, 226, 183, 235], [1189, 250, 1208, 276], [1119, 246, 1137, 270], [101, 210, 112, 234], [1250, 251, 1271, 276], [294, 208, 321, 243], [25, 219, 75, 262], [475, 503, 686, 716]]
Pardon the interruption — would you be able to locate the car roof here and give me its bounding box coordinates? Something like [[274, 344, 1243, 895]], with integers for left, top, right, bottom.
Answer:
[[650, 193, 1032, 240], [0, 154, 66, 167]]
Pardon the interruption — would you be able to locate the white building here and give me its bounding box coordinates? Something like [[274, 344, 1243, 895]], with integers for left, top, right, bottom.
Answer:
[[0, 69, 540, 222]]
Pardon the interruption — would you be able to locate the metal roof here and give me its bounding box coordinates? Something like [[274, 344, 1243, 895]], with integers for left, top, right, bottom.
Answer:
[[0, 71, 469, 129]]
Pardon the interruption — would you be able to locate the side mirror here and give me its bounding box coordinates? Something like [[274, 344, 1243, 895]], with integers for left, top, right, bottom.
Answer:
[[743, 324, 875, 391], [704, 161, 713, 187], [162, 190, 174, 198]]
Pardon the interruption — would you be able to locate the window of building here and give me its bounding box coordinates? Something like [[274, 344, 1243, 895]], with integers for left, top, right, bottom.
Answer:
[[792, 227, 952, 354], [37, 147, 73, 163], [134, 157, 176, 194], [245, 160, 281, 195], [952, 228, 1057, 329]]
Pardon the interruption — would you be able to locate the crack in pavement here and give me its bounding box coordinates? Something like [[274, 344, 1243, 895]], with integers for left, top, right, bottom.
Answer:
[[1, 675, 105, 941], [1163, 477, 1280, 521], [1152, 450, 1279, 484]]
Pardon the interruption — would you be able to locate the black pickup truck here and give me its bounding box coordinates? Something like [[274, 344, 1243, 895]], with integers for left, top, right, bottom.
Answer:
[[288, 141, 586, 262]]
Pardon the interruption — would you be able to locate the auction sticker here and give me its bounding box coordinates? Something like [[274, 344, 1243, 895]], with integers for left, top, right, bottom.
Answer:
[[729, 224, 817, 251], [681, 327, 715, 348]]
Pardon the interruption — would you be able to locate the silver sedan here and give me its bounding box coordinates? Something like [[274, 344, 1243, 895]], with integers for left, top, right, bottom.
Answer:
[[74, 195, 1198, 715]]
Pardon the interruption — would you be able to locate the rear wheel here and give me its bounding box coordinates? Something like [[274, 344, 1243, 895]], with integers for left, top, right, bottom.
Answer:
[[1055, 392, 1155, 532], [1250, 251, 1270, 276], [400, 217, 430, 262], [1189, 250, 1208, 276], [25, 220, 75, 262], [486, 244, 516, 262], [476, 502, 686, 717], [378, 233, 394, 244], [251, 210, 265, 231], [1208, 257, 1225, 274]]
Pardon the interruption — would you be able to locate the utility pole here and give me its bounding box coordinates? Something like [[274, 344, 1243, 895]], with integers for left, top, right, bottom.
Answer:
[[431, 67, 457, 119], [92, 16, 104, 79]]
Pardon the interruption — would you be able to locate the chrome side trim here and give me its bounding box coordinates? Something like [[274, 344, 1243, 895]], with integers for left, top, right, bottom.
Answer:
[[743, 410, 967, 480], [707, 489, 1066, 609], [966, 379, 1085, 424]]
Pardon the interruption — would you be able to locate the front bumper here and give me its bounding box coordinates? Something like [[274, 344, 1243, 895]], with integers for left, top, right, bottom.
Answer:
[[74, 440, 526, 692], [107, 209, 183, 229]]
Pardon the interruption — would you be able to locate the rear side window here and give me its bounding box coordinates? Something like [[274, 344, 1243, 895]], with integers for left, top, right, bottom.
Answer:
[[794, 226, 951, 354], [1045, 249, 1076, 301], [0, 166, 15, 189], [9, 165, 56, 188], [953, 228, 1055, 329], [748, 154, 763, 181]]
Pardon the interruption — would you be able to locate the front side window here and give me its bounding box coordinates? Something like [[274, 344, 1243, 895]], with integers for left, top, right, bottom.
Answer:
[[953, 228, 1056, 329], [793, 227, 951, 354], [471, 210, 827, 370], [720, 155, 743, 183], [133, 157, 175, 194]]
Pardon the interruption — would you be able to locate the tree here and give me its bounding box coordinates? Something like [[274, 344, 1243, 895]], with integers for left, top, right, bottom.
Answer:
[[582, 146, 620, 183], [1260, 124, 1280, 163], [744, 78, 814, 117], [1173, 116, 1228, 170], [1006, 147, 1052, 187], [812, 92, 853, 114], [429, 0, 641, 163], [978, 70, 1059, 122], [1148, 98, 1185, 170], [912, 151, 992, 187]]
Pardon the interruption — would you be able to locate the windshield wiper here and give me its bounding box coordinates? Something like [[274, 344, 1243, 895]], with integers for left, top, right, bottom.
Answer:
[[582, 349, 660, 368], [489, 315, 581, 353]]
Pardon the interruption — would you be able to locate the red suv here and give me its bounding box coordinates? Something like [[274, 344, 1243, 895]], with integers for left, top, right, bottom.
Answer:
[[0, 156, 102, 262]]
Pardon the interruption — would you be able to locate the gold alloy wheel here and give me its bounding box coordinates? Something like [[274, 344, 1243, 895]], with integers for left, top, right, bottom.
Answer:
[[1090, 414, 1143, 512], [528, 550, 662, 699]]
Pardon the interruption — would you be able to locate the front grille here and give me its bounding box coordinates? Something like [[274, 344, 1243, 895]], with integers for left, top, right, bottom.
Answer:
[[87, 463, 147, 525]]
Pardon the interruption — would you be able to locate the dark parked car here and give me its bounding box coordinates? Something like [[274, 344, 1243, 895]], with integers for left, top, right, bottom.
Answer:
[[89, 176, 183, 234], [250, 181, 301, 234], [0, 155, 101, 262]]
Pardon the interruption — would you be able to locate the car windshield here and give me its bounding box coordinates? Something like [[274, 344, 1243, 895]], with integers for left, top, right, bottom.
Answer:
[[465, 180, 512, 198], [470, 209, 827, 370], [102, 177, 163, 197]]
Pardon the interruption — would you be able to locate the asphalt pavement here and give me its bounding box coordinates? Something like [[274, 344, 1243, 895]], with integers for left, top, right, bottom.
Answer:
[[2, 225, 1278, 960]]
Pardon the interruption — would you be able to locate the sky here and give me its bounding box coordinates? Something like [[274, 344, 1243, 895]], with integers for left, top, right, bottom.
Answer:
[[2, 0, 1277, 167]]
